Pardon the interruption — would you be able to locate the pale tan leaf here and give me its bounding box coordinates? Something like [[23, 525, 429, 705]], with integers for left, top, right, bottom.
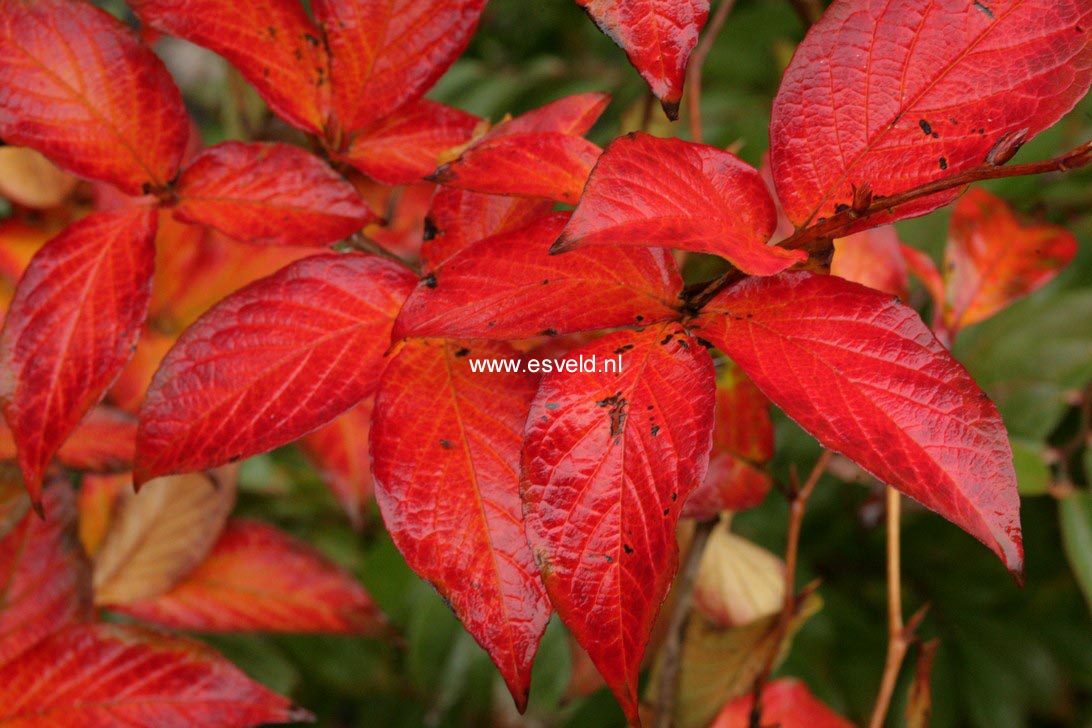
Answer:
[[0, 147, 78, 208], [92, 467, 235, 605]]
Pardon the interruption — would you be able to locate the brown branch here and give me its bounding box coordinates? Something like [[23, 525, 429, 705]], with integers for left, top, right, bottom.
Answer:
[[748, 450, 832, 726], [687, 140, 1092, 312], [654, 518, 717, 728], [786, 0, 824, 27], [686, 0, 737, 143], [868, 489, 928, 728]]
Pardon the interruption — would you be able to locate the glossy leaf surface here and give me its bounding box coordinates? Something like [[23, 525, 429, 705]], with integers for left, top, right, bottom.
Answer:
[[0, 209, 156, 504], [135, 253, 415, 482], [432, 133, 602, 204], [371, 338, 550, 710], [341, 99, 479, 185], [770, 0, 1092, 229], [313, 0, 488, 132], [0, 624, 309, 727], [943, 188, 1077, 333], [172, 142, 374, 247], [130, 0, 330, 134], [696, 271, 1023, 574], [92, 470, 236, 605], [575, 0, 709, 118], [0, 0, 188, 194], [556, 133, 804, 275], [396, 213, 683, 340], [118, 519, 384, 634], [0, 482, 91, 666], [487, 92, 611, 138], [522, 324, 716, 724]]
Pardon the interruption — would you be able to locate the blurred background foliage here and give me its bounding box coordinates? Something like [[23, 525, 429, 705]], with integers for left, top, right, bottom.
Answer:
[[18, 0, 1092, 726]]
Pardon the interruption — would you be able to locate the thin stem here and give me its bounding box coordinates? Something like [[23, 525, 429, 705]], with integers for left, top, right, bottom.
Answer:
[[654, 518, 717, 728], [868, 488, 912, 728], [686, 0, 737, 143], [687, 140, 1092, 311], [749, 450, 832, 726]]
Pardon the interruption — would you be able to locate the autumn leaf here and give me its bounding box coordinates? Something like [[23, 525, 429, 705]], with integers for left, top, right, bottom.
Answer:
[[0, 148, 78, 209], [709, 677, 853, 728], [0, 624, 311, 727], [432, 133, 602, 204], [681, 363, 774, 519], [92, 469, 236, 606], [0, 0, 189, 194], [695, 271, 1023, 576], [575, 0, 710, 118], [422, 188, 553, 271], [135, 253, 415, 482], [313, 0, 488, 133], [0, 481, 92, 667], [130, 0, 331, 134], [371, 339, 551, 710], [172, 142, 376, 247], [521, 324, 716, 725], [116, 519, 385, 635], [339, 99, 480, 185], [0, 406, 136, 475], [942, 188, 1078, 334], [395, 213, 684, 340], [300, 400, 375, 529], [555, 132, 806, 275], [831, 225, 910, 299], [485, 92, 611, 138], [770, 0, 1092, 230], [0, 208, 156, 505]]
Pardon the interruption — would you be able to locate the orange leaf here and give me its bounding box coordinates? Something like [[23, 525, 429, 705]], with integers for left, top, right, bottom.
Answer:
[[943, 188, 1077, 333]]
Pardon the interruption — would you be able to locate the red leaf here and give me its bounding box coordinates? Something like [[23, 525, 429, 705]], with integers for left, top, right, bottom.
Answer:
[[0, 209, 157, 504], [0, 407, 135, 475], [172, 142, 375, 247], [555, 133, 805, 275], [0, 623, 310, 726], [135, 253, 415, 483], [300, 400, 375, 529], [130, 0, 330, 134], [395, 213, 683, 340], [422, 188, 553, 271], [340, 99, 480, 185], [314, 0, 487, 133], [0, 0, 189, 194], [682, 362, 774, 518], [371, 339, 551, 710], [0, 482, 92, 667], [831, 226, 910, 299], [487, 92, 612, 140], [942, 187, 1077, 333], [710, 678, 854, 728], [521, 324, 716, 724], [432, 133, 602, 204], [116, 519, 385, 635], [900, 243, 945, 312], [695, 271, 1023, 575], [769, 0, 1092, 229], [575, 0, 709, 118]]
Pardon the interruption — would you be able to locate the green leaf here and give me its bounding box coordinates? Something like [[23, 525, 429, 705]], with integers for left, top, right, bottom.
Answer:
[[1059, 491, 1092, 615], [1011, 438, 1052, 496]]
